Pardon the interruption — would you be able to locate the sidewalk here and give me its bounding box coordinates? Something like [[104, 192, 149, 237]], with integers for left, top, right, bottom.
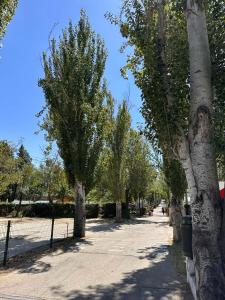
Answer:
[[0, 207, 192, 300]]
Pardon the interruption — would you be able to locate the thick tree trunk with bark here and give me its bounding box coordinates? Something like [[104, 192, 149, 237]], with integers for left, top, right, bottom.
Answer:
[[169, 196, 182, 242], [183, 1, 225, 298], [74, 181, 86, 238], [116, 201, 122, 222]]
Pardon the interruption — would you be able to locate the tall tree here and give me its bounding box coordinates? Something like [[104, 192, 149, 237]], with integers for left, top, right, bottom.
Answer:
[[0, 140, 20, 199], [110, 100, 131, 222], [15, 144, 32, 214], [127, 130, 153, 214], [163, 157, 186, 242], [118, 0, 225, 297], [18, 145, 32, 166], [0, 0, 18, 39], [182, 1, 225, 297], [39, 11, 108, 237]]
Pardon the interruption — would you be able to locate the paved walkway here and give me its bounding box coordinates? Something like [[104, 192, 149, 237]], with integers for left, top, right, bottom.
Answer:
[[0, 207, 192, 300]]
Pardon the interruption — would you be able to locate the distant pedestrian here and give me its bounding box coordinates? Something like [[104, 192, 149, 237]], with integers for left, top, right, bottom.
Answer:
[[162, 208, 165, 215]]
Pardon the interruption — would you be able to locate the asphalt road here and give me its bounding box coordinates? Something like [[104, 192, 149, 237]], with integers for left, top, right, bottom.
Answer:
[[0, 207, 192, 300]]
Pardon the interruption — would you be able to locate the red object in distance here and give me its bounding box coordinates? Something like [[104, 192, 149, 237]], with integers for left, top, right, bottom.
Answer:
[[220, 188, 225, 200]]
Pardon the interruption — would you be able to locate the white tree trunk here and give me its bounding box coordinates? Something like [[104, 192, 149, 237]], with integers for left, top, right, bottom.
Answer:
[[184, 1, 225, 298], [116, 201, 122, 222], [74, 180, 86, 238]]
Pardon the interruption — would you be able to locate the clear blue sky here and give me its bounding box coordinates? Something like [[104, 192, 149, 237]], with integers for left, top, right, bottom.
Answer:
[[0, 0, 143, 162]]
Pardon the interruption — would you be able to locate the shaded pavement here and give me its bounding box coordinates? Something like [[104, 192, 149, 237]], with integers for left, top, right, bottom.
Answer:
[[0, 207, 192, 300]]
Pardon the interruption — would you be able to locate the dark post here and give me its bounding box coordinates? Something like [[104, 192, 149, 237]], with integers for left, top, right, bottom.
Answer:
[[181, 216, 193, 259], [50, 218, 55, 248], [3, 220, 11, 267]]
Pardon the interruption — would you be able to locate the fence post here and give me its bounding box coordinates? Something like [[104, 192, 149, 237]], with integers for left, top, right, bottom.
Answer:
[[3, 220, 11, 267], [50, 218, 55, 249]]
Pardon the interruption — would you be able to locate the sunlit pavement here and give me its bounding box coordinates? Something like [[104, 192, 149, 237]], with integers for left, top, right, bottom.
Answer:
[[0, 207, 192, 300]]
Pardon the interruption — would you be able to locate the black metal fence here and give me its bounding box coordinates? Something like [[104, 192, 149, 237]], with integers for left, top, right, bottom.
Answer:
[[0, 218, 73, 266]]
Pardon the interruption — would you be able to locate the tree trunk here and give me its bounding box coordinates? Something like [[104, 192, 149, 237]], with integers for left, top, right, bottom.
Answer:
[[74, 181, 86, 238], [169, 196, 182, 242], [138, 193, 141, 216], [184, 1, 225, 298], [116, 201, 122, 222], [16, 192, 23, 218], [48, 189, 53, 204], [125, 189, 130, 219]]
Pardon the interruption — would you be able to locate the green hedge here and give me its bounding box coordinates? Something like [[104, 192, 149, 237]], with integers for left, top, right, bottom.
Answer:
[[0, 203, 99, 219], [101, 203, 129, 218], [0, 202, 133, 219]]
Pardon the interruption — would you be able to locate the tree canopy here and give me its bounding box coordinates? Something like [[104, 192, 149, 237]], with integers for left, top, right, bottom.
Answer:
[[0, 0, 18, 39]]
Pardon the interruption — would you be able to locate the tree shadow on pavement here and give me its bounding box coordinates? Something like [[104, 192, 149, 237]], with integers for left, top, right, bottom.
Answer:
[[0, 238, 92, 275], [50, 244, 192, 300], [86, 218, 168, 233], [87, 221, 123, 232]]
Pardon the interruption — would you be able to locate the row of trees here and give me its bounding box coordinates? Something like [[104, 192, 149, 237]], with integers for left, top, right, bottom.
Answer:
[[4, 2, 224, 298], [0, 136, 165, 211], [116, 0, 225, 299], [38, 11, 160, 236], [0, 142, 69, 204]]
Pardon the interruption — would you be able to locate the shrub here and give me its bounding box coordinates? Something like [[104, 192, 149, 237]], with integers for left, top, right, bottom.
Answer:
[[0, 203, 99, 219], [101, 203, 129, 218]]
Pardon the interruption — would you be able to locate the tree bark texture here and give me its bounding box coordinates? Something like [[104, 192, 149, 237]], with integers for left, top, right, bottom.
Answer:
[[184, 1, 225, 299], [169, 197, 182, 242], [74, 181, 86, 238]]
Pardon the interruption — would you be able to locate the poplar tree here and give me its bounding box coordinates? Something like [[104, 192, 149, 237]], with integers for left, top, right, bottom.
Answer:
[[39, 11, 108, 237], [118, 0, 225, 297], [110, 101, 131, 222]]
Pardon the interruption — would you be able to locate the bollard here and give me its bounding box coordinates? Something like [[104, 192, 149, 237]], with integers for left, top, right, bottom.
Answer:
[[181, 216, 193, 259], [50, 218, 55, 249], [3, 220, 11, 266]]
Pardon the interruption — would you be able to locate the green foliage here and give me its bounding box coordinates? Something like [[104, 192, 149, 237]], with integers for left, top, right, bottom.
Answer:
[[0, 141, 21, 196], [149, 170, 170, 201], [17, 144, 32, 167], [127, 129, 154, 199], [163, 158, 187, 201], [109, 100, 131, 203], [0, 0, 18, 38], [207, 1, 225, 179], [39, 11, 108, 192], [101, 202, 128, 218], [40, 147, 69, 203], [118, 0, 224, 197], [119, 0, 189, 151], [0, 203, 99, 218]]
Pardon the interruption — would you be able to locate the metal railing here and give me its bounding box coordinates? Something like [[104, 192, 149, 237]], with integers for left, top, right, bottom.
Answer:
[[0, 218, 73, 266]]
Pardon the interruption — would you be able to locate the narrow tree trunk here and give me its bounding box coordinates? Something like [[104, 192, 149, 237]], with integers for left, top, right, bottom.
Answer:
[[184, 1, 225, 298], [74, 181, 86, 238], [138, 193, 141, 216], [116, 201, 122, 222], [16, 192, 23, 218], [125, 189, 130, 219], [48, 188, 53, 204]]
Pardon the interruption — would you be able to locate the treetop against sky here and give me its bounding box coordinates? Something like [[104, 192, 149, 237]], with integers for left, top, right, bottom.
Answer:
[[0, 0, 142, 161]]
